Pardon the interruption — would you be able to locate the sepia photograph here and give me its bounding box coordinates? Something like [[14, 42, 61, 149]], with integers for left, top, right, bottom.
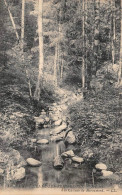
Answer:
[[0, 0, 121, 194]]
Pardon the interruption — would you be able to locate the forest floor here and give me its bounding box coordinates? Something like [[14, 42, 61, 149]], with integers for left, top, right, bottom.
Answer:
[[0, 68, 121, 187]]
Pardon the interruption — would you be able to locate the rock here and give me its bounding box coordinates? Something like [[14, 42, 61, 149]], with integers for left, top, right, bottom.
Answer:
[[34, 117, 45, 124], [54, 119, 62, 126], [26, 158, 42, 166], [72, 156, 84, 163], [9, 149, 22, 166], [17, 156, 27, 168], [37, 139, 49, 144], [101, 170, 113, 177], [61, 150, 75, 158], [0, 168, 4, 175], [50, 123, 67, 135], [50, 132, 65, 142], [95, 163, 107, 170], [31, 139, 37, 143], [53, 155, 64, 169], [65, 131, 76, 144], [12, 167, 25, 181]]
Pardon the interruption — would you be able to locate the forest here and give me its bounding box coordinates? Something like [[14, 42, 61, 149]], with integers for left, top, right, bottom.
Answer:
[[0, 0, 121, 190]]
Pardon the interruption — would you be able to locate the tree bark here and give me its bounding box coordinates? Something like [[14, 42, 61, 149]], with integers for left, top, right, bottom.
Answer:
[[93, 0, 100, 75], [21, 0, 25, 50], [82, 0, 85, 89], [118, 0, 122, 85], [111, 0, 116, 65], [4, 0, 19, 41], [54, 43, 58, 87], [34, 0, 44, 101]]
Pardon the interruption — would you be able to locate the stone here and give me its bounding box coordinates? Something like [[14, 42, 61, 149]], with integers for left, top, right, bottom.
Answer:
[[65, 131, 76, 144], [50, 123, 67, 135], [72, 156, 84, 163], [26, 158, 42, 166], [53, 155, 64, 169], [0, 168, 4, 175], [31, 139, 37, 143], [34, 117, 45, 124], [54, 119, 62, 126], [102, 170, 113, 177], [61, 150, 75, 158], [37, 139, 49, 144], [17, 156, 27, 168], [50, 132, 65, 142], [12, 167, 25, 181], [95, 163, 107, 170]]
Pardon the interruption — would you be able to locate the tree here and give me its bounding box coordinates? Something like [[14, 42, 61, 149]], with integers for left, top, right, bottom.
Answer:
[[4, 0, 19, 41], [93, 0, 100, 75], [118, 0, 121, 85], [111, 0, 116, 65], [34, 0, 44, 101], [82, 0, 85, 89], [21, 0, 25, 50]]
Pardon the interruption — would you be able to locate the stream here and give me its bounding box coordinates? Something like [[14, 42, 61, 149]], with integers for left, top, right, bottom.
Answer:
[[14, 126, 93, 189]]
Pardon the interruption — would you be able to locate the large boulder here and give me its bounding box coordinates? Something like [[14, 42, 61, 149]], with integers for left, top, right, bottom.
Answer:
[[37, 139, 49, 144], [101, 170, 113, 177], [50, 123, 67, 135], [61, 150, 75, 158], [65, 131, 76, 144], [12, 167, 25, 181], [72, 156, 84, 163], [95, 163, 107, 171], [17, 156, 27, 168], [26, 158, 41, 166]]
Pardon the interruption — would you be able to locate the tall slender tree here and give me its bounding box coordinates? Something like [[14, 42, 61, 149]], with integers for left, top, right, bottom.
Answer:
[[118, 0, 121, 85], [82, 0, 85, 89], [21, 0, 25, 51], [4, 0, 19, 41], [34, 0, 44, 101], [111, 0, 116, 65], [93, 0, 100, 75]]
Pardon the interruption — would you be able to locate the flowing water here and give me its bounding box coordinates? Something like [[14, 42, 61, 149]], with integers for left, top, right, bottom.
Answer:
[[0, 126, 119, 190], [13, 127, 93, 189]]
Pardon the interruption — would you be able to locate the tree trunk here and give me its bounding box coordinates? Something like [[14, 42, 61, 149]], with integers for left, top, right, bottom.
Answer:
[[118, 0, 122, 85], [21, 0, 32, 98], [54, 43, 58, 87], [111, 0, 116, 65], [4, 0, 19, 41], [93, 0, 100, 75], [34, 0, 44, 101], [82, 0, 85, 89], [60, 53, 64, 82], [21, 0, 25, 50]]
